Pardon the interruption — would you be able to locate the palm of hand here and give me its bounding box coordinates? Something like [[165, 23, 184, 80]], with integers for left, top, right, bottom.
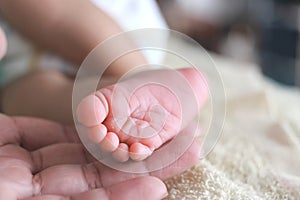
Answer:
[[0, 114, 199, 200]]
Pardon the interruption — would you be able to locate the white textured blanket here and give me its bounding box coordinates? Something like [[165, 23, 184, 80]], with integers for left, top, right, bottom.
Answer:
[[163, 43, 300, 199]]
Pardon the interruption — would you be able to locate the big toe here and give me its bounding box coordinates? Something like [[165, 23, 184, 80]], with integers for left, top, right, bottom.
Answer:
[[77, 93, 108, 127]]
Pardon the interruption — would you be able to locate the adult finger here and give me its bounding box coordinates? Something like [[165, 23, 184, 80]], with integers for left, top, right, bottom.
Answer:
[[0, 114, 80, 150], [29, 134, 199, 175], [0, 143, 94, 174], [29, 139, 199, 196], [96, 137, 201, 187], [150, 137, 201, 180], [147, 120, 201, 180], [71, 121, 201, 186], [26, 177, 167, 200], [72, 176, 168, 200], [30, 143, 95, 173]]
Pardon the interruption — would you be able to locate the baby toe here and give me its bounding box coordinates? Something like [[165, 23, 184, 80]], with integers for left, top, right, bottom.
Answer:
[[77, 94, 108, 127], [100, 132, 119, 152], [112, 143, 129, 162], [87, 124, 107, 143], [129, 143, 153, 161]]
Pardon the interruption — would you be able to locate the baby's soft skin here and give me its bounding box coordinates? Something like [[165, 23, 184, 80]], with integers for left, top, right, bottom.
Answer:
[[77, 67, 208, 162], [0, 27, 7, 60]]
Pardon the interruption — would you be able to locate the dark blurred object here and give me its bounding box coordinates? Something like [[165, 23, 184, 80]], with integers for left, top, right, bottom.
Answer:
[[157, 0, 235, 52], [276, 0, 300, 4], [157, 0, 259, 61], [157, 0, 300, 86], [260, 19, 298, 85], [259, 1, 299, 86]]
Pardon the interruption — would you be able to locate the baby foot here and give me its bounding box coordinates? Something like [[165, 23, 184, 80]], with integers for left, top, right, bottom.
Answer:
[[77, 68, 208, 162]]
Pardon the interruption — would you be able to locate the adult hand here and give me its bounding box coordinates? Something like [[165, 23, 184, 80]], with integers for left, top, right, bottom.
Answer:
[[0, 114, 200, 200]]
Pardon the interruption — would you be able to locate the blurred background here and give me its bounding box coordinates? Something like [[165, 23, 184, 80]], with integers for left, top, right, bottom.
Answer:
[[157, 0, 300, 86]]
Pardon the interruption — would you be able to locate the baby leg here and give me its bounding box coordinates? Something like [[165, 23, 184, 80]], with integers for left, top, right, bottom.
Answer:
[[1, 70, 74, 124]]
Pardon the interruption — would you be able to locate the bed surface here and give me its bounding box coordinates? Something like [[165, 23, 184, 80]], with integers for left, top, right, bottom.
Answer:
[[163, 39, 300, 199]]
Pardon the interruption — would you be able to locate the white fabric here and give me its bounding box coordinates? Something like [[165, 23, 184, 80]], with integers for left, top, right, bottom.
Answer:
[[163, 39, 300, 199], [90, 0, 167, 65], [91, 0, 167, 31]]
